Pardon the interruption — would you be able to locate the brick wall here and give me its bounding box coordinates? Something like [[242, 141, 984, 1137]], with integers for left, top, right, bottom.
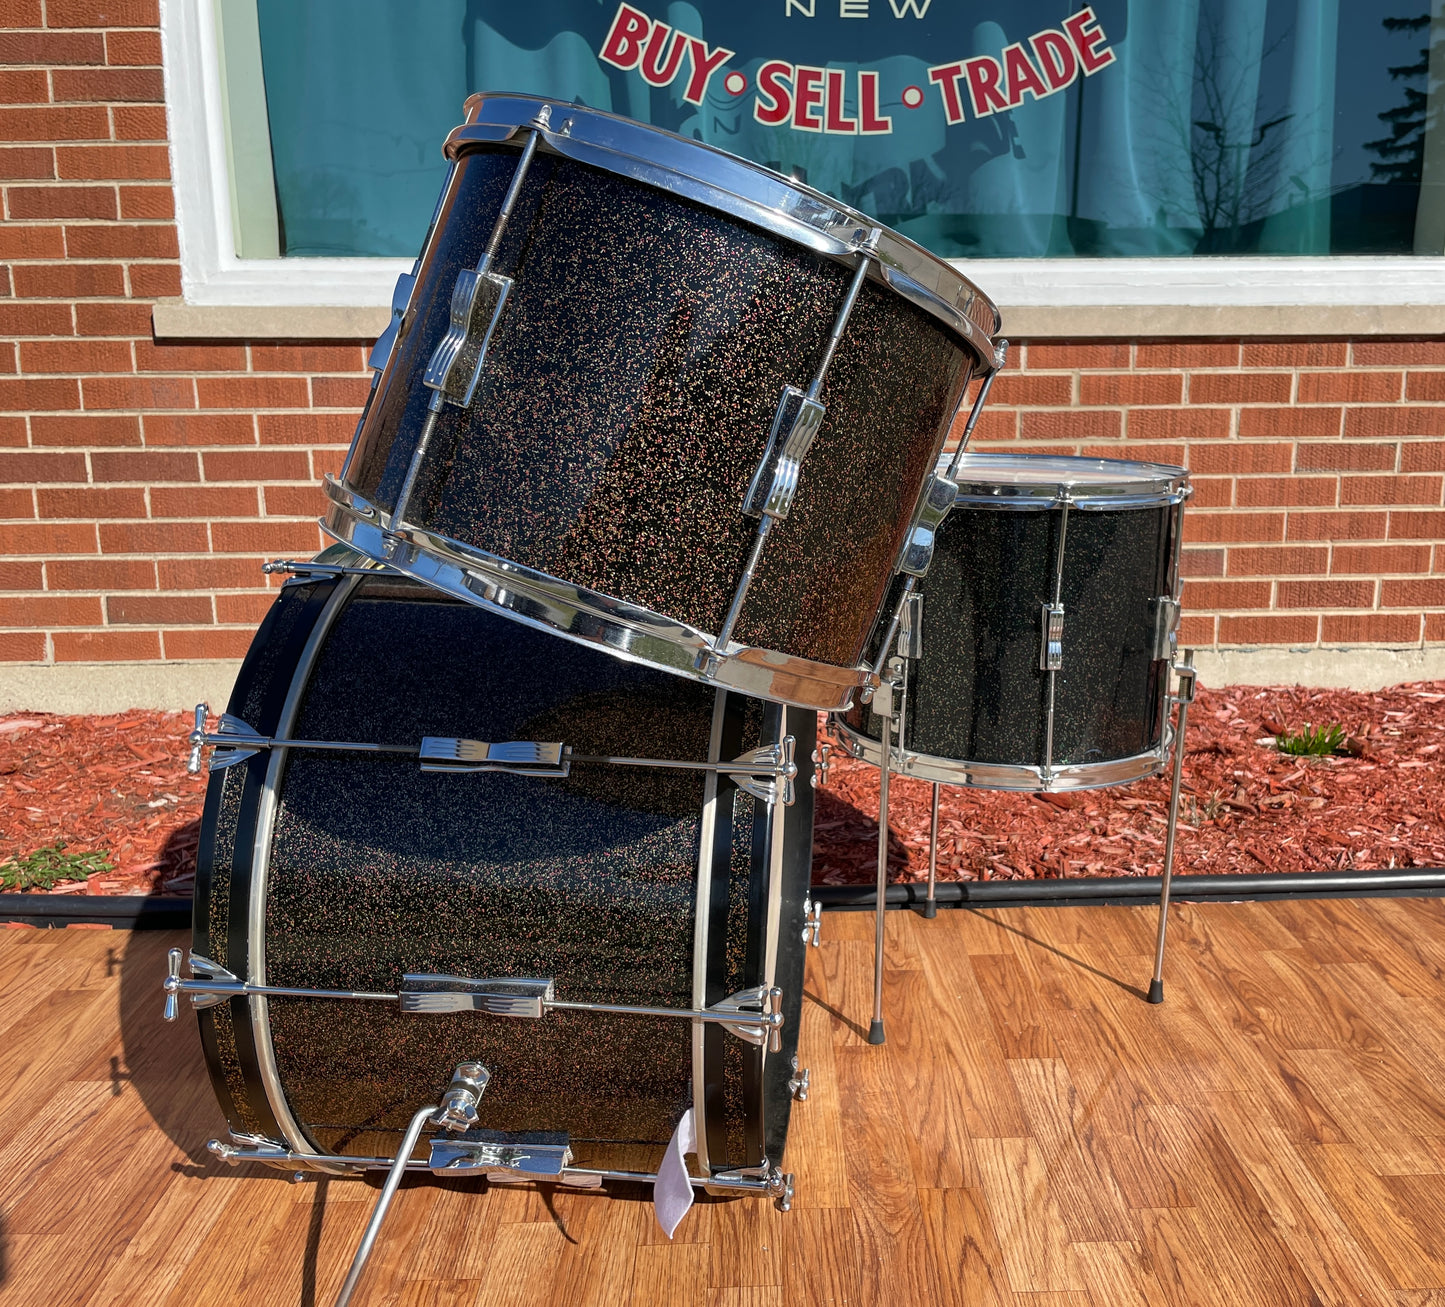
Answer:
[[0, 2, 1442, 678]]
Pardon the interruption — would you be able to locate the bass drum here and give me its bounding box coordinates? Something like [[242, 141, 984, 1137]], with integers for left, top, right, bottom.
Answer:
[[191, 553, 815, 1189]]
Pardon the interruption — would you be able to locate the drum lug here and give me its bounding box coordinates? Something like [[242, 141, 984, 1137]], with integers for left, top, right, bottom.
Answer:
[[1039, 603, 1065, 672], [1150, 596, 1181, 662], [366, 270, 416, 373], [742, 385, 828, 520], [895, 471, 958, 578], [429, 1136, 574, 1181], [896, 591, 924, 660], [399, 976, 554, 1017], [714, 985, 785, 1049], [801, 897, 822, 948], [422, 266, 514, 409], [162, 949, 239, 1018], [418, 737, 571, 777]]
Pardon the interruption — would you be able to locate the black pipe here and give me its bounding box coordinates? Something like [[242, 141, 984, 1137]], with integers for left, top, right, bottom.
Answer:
[[0, 894, 190, 929]]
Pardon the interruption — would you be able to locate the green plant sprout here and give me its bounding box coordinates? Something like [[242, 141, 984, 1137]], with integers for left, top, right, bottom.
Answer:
[[0, 842, 114, 891]]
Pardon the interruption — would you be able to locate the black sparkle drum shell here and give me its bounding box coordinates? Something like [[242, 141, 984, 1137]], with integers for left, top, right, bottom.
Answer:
[[840, 455, 1188, 791], [193, 564, 814, 1176], [328, 95, 998, 710]]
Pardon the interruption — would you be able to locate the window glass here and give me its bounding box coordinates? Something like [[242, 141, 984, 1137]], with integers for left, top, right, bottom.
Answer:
[[249, 0, 1440, 259]]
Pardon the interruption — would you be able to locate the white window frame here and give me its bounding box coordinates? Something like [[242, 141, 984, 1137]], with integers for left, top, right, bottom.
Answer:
[[160, 0, 1445, 315]]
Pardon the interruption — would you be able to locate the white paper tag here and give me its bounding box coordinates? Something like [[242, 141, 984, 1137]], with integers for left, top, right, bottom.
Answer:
[[653, 1107, 697, 1238]]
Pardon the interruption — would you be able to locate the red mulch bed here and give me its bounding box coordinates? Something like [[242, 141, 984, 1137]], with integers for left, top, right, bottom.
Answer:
[[1, 682, 1442, 897]]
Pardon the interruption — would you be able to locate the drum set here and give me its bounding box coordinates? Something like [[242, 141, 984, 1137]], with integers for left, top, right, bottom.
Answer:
[[160, 95, 1194, 1301]]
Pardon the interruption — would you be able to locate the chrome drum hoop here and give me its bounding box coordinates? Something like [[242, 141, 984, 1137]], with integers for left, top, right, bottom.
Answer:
[[830, 716, 1173, 794], [945, 452, 1192, 511], [322, 482, 868, 713]]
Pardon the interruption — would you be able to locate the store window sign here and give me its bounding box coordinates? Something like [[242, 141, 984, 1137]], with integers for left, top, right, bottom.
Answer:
[[597, 3, 1115, 132]]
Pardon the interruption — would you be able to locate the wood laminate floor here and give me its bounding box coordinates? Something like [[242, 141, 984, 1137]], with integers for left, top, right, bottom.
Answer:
[[5, 897, 1445, 1305]]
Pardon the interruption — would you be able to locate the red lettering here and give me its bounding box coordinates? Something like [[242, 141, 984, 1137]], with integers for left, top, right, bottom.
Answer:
[[859, 71, 893, 133], [825, 69, 857, 133], [639, 22, 687, 87], [754, 60, 794, 126], [1030, 29, 1078, 91], [599, 3, 651, 72], [793, 65, 824, 131], [963, 56, 1007, 118], [927, 61, 967, 125], [1001, 42, 1048, 107], [683, 36, 734, 105], [1063, 6, 1115, 75]]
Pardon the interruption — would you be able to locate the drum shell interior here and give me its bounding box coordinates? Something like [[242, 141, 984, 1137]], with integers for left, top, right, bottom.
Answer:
[[344, 145, 975, 672]]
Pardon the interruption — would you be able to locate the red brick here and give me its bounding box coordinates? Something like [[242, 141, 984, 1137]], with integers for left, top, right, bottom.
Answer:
[[48, 557, 153, 589], [104, 30, 161, 66], [0, 416, 23, 446], [81, 375, 194, 409], [1183, 512, 1284, 544], [1347, 407, 1445, 437], [1189, 478, 1233, 508], [953, 409, 1015, 442], [58, 142, 171, 179], [0, 521, 95, 553], [1297, 372, 1402, 404], [1189, 373, 1292, 405], [37, 485, 143, 518], [1286, 512, 1387, 541], [47, 0, 159, 25], [0, 559, 43, 588], [214, 591, 275, 625], [143, 412, 253, 447], [0, 594, 100, 626], [0, 630, 45, 659], [0, 104, 111, 142], [51, 67, 162, 103], [106, 593, 210, 625], [134, 340, 247, 373], [0, 487, 32, 516], [1294, 442, 1397, 472], [262, 484, 326, 517], [210, 520, 325, 554], [987, 373, 1072, 406], [64, 222, 176, 259], [1019, 410, 1121, 440], [311, 447, 346, 479], [1333, 544, 1431, 574], [6, 184, 115, 219], [1428, 614, 1445, 641], [162, 627, 252, 660], [1401, 442, 1445, 472], [1187, 442, 1292, 475], [0, 68, 50, 103], [1023, 342, 1130, 370], [1390, 512, 1445, 540], [1277, 580, 1374, 609], [202, 449, 309, 482], [0, 0, 44, 20], [249, 343, 369, 373], [0, 301, 71, 336], [158, 557, 263, 590], [257, 411, 355, 446], [0, 376, 78, 411], [1126, 407, 1231, 441], [1219, 615, 1319, 644], [53, 628, 160, 661], [97, 520, 205, 553], [309, 376, 369, 408], [1236, 477, 1337, 508], [1382, 578, 1445, 607], [0, 146, 54, 179], [1079, 442, 1184, 466], [110, 105, 164, 140], [1353, 340, 1445, 367], [1321, 613, 1421, 644], [151, 485, 257, 518], [11, 261, 124, 297], [126, 262, 181, 298], [1237, 407, 1343, 438], [1341, 475, 1442, 506], [1135, 342, 1241, 369], [20, 337, 130, 373], [0, 223, 63, 259], [1228, 546, 1329, 576], [1178, 615, 1215, 646], [1241, 341, 1348, 368], [90, 449, 197, 482], [73, 300, 149, 335], [30, 413, 139, 446], [1182, 580, 1271, 609], [1179, 547, 1224, 577], [0, 450, 85, 483], [0, 31, 105, 65], [1079, 373, 1182, 406], [117, 183, 170, 219]]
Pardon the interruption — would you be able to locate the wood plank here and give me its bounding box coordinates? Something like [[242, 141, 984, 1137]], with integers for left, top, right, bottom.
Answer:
[[970, 1136, 1086, 1294], [781, 1206, 861, 1307]]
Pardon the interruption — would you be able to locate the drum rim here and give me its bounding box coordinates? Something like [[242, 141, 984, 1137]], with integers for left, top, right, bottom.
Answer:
[[322, 477, 869, 713], [830, 714, 1172, 793], [942, 451, 1191, 509], [445, 93, 1003, 369]]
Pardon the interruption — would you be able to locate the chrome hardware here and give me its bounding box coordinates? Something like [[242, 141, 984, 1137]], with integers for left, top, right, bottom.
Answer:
[[711, 985, 786, 1049], [869, 575, 918, 677], [769, 1166, 795, 1212], [419, 738, 570, 777], [728, 737, 797, 806], [897, 592, 924, 660], [1040, 603, 1064, 672], [788, 1063, 811, 1102], [896, 471, 958, 578], [1171, 649, 1199, 708], [429, 1137, 573, 1180], [400, 976, 554, 1017], [162, 951, 395, 1011], [872, 657, 904, 721], [262, 559, 395, 579], [186, 703, 208, 774], [810, 742, 832, 788], [767, 987, 784, 1053], [1150, 596, 1181, 662], [801, 897, 822, 947], [742, 385, 827, 520], [944, 346, 1005, 479], [163, 947, 182, 1021], [422, 266, 513, 409], [1151, 648, 1198, 1006], [432, 1062, 491, 1132], [366, 271, 416, 372]]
